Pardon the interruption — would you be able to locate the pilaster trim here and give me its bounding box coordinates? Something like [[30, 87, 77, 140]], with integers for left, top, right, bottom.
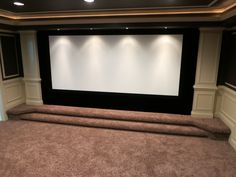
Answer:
[[2, 77, 24, 84], [193, 85, 218, 91], [23, 78, 41, 82]]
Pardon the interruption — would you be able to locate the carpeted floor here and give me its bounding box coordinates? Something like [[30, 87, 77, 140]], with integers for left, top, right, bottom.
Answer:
[[0, 120, 236, 177]]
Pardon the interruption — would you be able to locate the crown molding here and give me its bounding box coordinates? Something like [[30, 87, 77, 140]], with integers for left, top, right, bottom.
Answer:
[[0, 2, 235, 20], [0, 2, 235, 27]]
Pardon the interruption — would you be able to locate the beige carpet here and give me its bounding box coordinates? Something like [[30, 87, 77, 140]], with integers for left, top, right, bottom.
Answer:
[[0, 120, 236, 177]]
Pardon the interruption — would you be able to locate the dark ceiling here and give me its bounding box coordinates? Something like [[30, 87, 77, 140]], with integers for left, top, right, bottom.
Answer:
[[0, 0, 219, 13]]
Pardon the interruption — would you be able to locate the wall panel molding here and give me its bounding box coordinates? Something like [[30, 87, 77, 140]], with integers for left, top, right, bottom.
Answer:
[[2, 77, 25, 111], [214, 85, 236, 151], [24, 78, 43, 105]]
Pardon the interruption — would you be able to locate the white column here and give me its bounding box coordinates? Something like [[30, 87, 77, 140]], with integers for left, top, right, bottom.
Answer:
[[191, 28, 223, 118], [20, 31, 43, 105]]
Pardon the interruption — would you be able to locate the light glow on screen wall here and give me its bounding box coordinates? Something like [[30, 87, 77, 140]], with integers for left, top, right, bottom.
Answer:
[[49, 34, 183, 96]]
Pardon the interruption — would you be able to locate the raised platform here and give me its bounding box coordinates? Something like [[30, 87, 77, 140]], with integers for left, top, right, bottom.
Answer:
[[7, 104, 231, 140]]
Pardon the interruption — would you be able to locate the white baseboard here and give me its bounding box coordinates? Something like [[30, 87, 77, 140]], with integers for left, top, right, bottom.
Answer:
[[26, 99, 43, 105], [191, 111, 213, 119]]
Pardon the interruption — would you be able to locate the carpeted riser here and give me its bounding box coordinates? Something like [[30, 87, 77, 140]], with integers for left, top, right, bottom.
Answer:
[[19, 113, 210, 138], [7, 104, 231, 140]]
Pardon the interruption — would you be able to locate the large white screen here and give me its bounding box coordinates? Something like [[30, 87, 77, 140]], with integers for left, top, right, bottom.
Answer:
[[49, 34, 183, 96]]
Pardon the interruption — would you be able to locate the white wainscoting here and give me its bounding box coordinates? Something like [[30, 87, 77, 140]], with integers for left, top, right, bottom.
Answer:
[[1, 78, 25, 120], [215, 86, 236, 151], [24, 78, 43, 105]]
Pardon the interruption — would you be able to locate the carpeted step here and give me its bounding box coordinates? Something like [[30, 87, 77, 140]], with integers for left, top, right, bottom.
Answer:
[[18, 113, 211, 138], [7, 104, 231, 138]]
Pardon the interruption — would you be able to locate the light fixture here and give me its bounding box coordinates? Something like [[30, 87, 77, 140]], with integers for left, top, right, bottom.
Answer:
[[90, 28, 93, 30], [164, 27, 168, 29], [125, 27, 129, 30], [84, 0, 94, 3], [13, 2, 24, 6], [57, 28, 60, 31]]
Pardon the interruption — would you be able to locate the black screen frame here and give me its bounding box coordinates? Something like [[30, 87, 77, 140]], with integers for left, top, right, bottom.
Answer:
[[37, 28, 199, 114]]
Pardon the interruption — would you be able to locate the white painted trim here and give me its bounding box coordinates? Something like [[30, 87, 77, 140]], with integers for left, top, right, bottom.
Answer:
[[229, 136, 236, 151], [225, 82, 236, 90], [219, 112, 235, 129], [191, 111, 213, 118], [24, 78, 41, 82], [214, 85, 236, 151], [193, 85, 218, 91], [26, 100, 43, 105], [20, 31, 43, 105], [218, 85, 236, 97], [2, 77, 23, 84], [192, 29, 222, 119]]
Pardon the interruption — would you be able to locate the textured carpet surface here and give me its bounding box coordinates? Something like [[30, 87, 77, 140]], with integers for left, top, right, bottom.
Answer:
[[7, 104, 231, 136], [0, 120, 236, 177], [19, 113, 210, 137]]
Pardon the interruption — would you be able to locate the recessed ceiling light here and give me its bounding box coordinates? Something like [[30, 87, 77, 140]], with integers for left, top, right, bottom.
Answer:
[[164, 27, 168, 29], [13, 2, 24, 6], [125, 27, 129, 30], [84, 0, 94, 3]]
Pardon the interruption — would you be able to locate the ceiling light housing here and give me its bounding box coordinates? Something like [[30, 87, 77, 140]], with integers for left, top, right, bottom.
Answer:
[[13, 2, 24, 6], [84, 0, 94, 3]]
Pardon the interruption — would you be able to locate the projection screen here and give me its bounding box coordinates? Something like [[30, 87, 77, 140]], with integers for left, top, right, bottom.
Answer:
[[49, 34, 183, 96]]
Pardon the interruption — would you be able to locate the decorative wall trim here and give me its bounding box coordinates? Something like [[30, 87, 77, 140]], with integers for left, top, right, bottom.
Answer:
[[23, 78, 41, 82], [2, 77, 25, 111], [192, 28, 223, 118], [20, 31, 43, 105], [0, 1, 235, 21], [193, 85, 218, 91], [214, 85, 236, 151], [225, 82, 236, 90], [192, 89, 216, 118], [24, 78, 43, 105], [0, 34, 20, 80]]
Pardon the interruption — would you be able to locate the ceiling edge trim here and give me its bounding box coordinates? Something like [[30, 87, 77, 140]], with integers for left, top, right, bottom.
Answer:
[[0, 3, 236, 21]]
